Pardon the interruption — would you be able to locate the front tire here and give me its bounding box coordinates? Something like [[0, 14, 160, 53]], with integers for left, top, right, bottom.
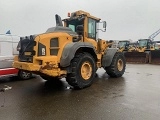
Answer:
[[105, 52, 126, 77], [66, 53, 96, 89]]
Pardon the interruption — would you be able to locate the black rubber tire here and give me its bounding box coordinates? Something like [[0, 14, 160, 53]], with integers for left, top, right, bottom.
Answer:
[[66, 53, 96, 89], [18, 70, 32, 80], [105, 52, 126, 77]]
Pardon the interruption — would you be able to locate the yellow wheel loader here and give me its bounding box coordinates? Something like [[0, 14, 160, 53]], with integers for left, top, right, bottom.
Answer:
[[124, 39, 160, 63], [148, 28, 160, 64], [13, 10, 126, 89], [123, 42, 137, 62], [117, 40, 138, 62], [124, 39, 152, 63], [127, 42, 137, 52], [149, 41, 160, 64], [117, 40, 130, 52], [124, 28, 160, 64]]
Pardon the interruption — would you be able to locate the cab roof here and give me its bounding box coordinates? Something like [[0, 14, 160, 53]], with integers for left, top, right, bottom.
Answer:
[[64, 10, 101, 21]]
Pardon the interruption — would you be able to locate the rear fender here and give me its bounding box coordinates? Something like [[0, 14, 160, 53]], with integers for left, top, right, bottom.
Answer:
[[60, 42, 96, 67], [102, 48, 118, 67]]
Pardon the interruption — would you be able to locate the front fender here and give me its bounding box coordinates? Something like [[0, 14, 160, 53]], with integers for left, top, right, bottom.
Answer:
[[102, 48, 118, 67], [60, 42, 96, 67]]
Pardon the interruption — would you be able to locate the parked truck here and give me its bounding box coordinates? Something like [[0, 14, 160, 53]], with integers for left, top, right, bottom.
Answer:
[[0, 34, 32, 79], [13, 10, 126, 89]]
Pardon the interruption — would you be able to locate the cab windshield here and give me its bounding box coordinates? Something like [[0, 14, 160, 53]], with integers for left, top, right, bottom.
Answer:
[[138, 39, 148, 47], [66, 19, 84, 32], [118, 41, 129, 48]]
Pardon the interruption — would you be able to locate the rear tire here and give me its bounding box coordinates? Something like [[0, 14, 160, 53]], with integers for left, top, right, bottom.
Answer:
[[66, 53, 96, 89], [105, 52, 126, 77], [18, 70, 32, 80]]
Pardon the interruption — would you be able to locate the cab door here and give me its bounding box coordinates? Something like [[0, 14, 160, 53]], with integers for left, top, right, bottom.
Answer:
[[84, 17, 98, 51]]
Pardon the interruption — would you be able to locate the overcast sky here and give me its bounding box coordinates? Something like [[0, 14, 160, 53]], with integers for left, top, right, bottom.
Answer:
[[0, 0, 160, 41]]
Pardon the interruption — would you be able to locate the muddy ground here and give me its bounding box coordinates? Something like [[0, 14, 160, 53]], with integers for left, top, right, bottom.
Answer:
[[0, 64, 160, 120]]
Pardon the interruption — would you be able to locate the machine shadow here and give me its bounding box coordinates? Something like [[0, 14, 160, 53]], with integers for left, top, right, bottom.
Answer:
[[43, 78, 71, 92]]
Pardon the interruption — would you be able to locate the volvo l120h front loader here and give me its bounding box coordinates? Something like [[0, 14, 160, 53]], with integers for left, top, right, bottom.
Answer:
[[13, 10, 126, 89]]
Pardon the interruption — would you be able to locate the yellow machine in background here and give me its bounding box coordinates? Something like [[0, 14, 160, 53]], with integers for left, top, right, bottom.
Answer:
[[13, 10, 126, 89], [149, 41, 160, 64], [124, 39, 160, 63], [124, 29, 160, 64], [117, 40, 130, 52], [124, 39, 151, 63], [117, 40, 138, 62], [127, 42, 137, 52]]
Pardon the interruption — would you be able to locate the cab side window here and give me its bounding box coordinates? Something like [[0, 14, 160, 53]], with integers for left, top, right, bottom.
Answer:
[[69, 24, 75, 32], [88, 18, 96, 39]]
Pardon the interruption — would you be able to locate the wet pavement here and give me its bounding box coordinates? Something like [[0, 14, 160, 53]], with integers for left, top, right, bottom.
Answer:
[[0, 64, 160, 120]]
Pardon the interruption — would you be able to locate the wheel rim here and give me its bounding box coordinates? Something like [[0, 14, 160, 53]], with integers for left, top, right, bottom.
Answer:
[[81, 61, 92, 80], [21, 72, 30, 79], [117, 59, 123, 71]]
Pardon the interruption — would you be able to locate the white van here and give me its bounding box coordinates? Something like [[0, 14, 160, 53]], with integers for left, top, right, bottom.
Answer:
[[0, 34, 32, 79]]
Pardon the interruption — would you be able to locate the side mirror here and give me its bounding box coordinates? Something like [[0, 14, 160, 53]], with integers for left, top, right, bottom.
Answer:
[[97, 21, 107, 32], [103, 21, 107, 32], [103, 21, 107, 28]]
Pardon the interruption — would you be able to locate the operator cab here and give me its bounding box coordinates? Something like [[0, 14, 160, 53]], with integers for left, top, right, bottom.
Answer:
[[137, 39, 152, 49], [118, 41, 130, 49], [63, 10, 106, 41]]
